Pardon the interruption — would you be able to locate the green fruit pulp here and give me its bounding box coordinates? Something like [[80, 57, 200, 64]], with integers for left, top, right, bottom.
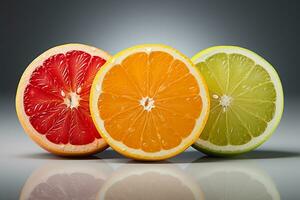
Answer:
[[196, 53, 276, 146]]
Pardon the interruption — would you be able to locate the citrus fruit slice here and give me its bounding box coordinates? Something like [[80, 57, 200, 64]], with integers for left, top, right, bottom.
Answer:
[[90, 44, 210, 160], [98, 164, 204, 199], [186, 161, 280, 200], [16, 43, 110, 156], [192, 46, 284, 156], [20, 160, 112, 200]]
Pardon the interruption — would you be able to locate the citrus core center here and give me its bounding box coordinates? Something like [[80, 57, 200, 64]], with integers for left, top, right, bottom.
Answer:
[[140, 97, 155, 111], [219, 95, 232, 111], [64, 92, 80, 109]]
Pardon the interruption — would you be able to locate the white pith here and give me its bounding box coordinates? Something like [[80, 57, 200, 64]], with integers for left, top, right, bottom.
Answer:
[[219, 94, 232, 111], [91, 45, 210, 159], [192, 46, 284, 153], [16, 44, 110, 154], [64, 92, 81, 109], [140, 96, 155, 111]]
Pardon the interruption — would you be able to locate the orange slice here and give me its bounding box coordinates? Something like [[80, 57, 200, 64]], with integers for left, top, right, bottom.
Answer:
[[90, 44, 210, 160]]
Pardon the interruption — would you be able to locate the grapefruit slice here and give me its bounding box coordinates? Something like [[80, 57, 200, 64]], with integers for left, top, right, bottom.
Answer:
[[90, 44, 210, 160], [192, 46, 284, 156], [16, 44, 110, 156]]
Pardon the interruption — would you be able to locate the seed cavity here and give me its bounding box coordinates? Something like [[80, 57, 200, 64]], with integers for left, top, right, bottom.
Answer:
[[76, 87, 82, 94], [64, 92, 81, 109], [212, 94, 219, 99], [60, 90, 66, 97], [219, 95, 232, 112], [140, 97, 155, 112]]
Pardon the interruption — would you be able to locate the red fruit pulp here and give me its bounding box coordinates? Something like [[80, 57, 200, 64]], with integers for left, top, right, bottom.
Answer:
[[24, 50, 106, 145]]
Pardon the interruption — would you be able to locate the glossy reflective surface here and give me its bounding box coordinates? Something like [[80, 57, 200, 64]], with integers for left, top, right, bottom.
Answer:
[[0, 99, 299, 200]]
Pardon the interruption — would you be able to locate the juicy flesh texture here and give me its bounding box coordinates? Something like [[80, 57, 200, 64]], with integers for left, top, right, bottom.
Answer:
[[196, 53, 276, 146], [24, 50, 106, 145], [99, 51, 203, 152]]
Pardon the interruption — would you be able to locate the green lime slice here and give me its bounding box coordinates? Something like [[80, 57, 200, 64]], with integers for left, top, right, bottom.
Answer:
[[192, 46, 284, 156]]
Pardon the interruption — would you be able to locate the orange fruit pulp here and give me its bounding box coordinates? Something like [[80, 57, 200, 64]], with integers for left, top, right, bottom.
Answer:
[[91, 44, 210, 160]]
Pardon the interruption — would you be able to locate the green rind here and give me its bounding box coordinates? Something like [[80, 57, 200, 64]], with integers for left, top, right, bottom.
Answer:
[[191, 46, 284, 156]]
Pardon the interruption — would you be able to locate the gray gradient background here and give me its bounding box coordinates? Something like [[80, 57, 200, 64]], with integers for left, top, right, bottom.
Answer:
[[1, 0, 300, 200]]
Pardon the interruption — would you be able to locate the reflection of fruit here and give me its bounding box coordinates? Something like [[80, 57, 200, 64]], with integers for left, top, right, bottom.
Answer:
[[192, 46, 284, 156], [186, 161, 280, 200], [16, 44, 110, 156], [98, 164, 203, 200], [19, 160, 112, 200], [90, 44, 210, 160]]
